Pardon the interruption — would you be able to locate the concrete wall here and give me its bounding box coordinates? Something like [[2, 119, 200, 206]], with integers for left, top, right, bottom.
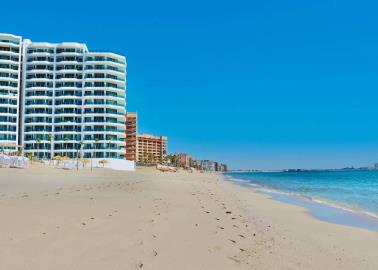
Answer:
[[92, 158, 135, 171]]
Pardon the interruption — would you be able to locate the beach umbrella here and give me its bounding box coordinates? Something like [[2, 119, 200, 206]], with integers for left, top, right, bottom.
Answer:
[[98, 159, 108, 167]]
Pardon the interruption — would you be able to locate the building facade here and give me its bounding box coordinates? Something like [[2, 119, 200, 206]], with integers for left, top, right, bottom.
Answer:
[[0, 33, 22, 153], [137, 134, 167, 164], [125, 112, 137, 161], [176, 153, 192, 168], [196, 160, 227, 172], [0, 33, 127, 159], [201, 160, 216, 171]]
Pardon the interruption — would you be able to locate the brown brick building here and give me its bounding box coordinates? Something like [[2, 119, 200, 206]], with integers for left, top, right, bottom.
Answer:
[[125, 112, 137, 161], [137, 134, 167, 164]]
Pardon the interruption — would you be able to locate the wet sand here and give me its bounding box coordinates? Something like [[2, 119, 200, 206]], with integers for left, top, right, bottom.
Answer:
[[0, 166, 377, 269]]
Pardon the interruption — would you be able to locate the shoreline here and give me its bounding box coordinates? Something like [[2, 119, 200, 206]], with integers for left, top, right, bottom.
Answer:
[[1, 167, 378, 269], [224, 174, 378, 232]]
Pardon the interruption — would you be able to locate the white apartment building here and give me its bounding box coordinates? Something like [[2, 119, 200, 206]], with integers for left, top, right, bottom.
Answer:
[[0, 33, 126, 159], [0, 34, 22, 152]]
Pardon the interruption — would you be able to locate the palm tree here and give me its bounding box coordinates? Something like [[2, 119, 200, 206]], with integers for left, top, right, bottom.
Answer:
[[78, 141, 84, 158], [107, 137, 113, 159], [35, 138, 41, 160], [63, 137, 69, 158], [17, 145, 23, 156], [47, 134, 54, 160], [99, 159, 108, 168], [147, 153, 155, 164], [163, 154, 172, 165], [76, 141, 84, 170], [94, 137, 100, 159], [80, 158, 90, 168], [168, 154, 178, 167]]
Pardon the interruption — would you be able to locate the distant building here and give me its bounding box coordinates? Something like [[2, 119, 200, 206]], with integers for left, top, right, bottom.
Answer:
[[221, 164, 228, 172], [137, 134, 167, 164], [190, 159, 202, 170], [176, 153, 192, 168], [201, 160, 216, 171], [214, 162, 220, 171], [195, 160, 228, 172], [125, 112, 137, 161]]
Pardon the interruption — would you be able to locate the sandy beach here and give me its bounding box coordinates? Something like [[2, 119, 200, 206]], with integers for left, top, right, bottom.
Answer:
[[0, 167, 377, 270]]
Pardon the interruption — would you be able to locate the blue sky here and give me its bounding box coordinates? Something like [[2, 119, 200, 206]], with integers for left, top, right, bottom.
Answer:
[[2, 0, 378, 169]]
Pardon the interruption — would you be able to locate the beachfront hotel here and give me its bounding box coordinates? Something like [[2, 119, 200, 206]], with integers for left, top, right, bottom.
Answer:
[[0, 33, 126, 159], [137, 134, 167, 164]]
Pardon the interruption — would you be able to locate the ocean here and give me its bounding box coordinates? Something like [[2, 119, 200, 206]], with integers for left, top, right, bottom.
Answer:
[[225, 170, 378, 231]]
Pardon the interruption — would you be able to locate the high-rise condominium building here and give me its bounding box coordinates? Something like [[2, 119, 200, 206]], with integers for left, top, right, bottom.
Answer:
[[0, 34, 22, 152], [125, 112, 137, 161], [137, 134, 167, 164], [0, 33, 127, 159]]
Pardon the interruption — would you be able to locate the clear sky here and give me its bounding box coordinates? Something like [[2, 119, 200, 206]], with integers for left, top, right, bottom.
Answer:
[[2, 0, 378, 170]]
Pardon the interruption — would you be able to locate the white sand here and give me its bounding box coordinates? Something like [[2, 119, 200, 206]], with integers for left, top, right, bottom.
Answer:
[[0, 166, 377, 269]]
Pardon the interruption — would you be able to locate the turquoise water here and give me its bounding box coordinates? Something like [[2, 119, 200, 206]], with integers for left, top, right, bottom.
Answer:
[[225, 170, 378, 231]]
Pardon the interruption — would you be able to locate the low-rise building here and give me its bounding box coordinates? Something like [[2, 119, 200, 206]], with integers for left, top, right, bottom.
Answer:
[[176, 153, 192, 168], [137, 134, 167, 164]]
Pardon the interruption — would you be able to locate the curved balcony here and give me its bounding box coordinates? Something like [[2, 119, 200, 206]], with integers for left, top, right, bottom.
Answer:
[[0, 92, 18, 99], [25, 94, 53, 100], [0, 59, 20, 65], [0, 67, 19, 74], [24, 112, 52, 117], [26, 69, 54, 74], [85, 60, 125, 69], [26, 52, 54, 57], [0, 41, 20, 48], [26, 60, 54, 65], [0, 112, 18, 118], [0, 122, 17, 129], [0, 48, 19, 55], [84, 68, 125, 77], [26, 77, 53, 82]]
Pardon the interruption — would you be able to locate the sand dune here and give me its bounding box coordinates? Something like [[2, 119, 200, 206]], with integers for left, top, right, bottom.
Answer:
[[0, 166, 377, 269]]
